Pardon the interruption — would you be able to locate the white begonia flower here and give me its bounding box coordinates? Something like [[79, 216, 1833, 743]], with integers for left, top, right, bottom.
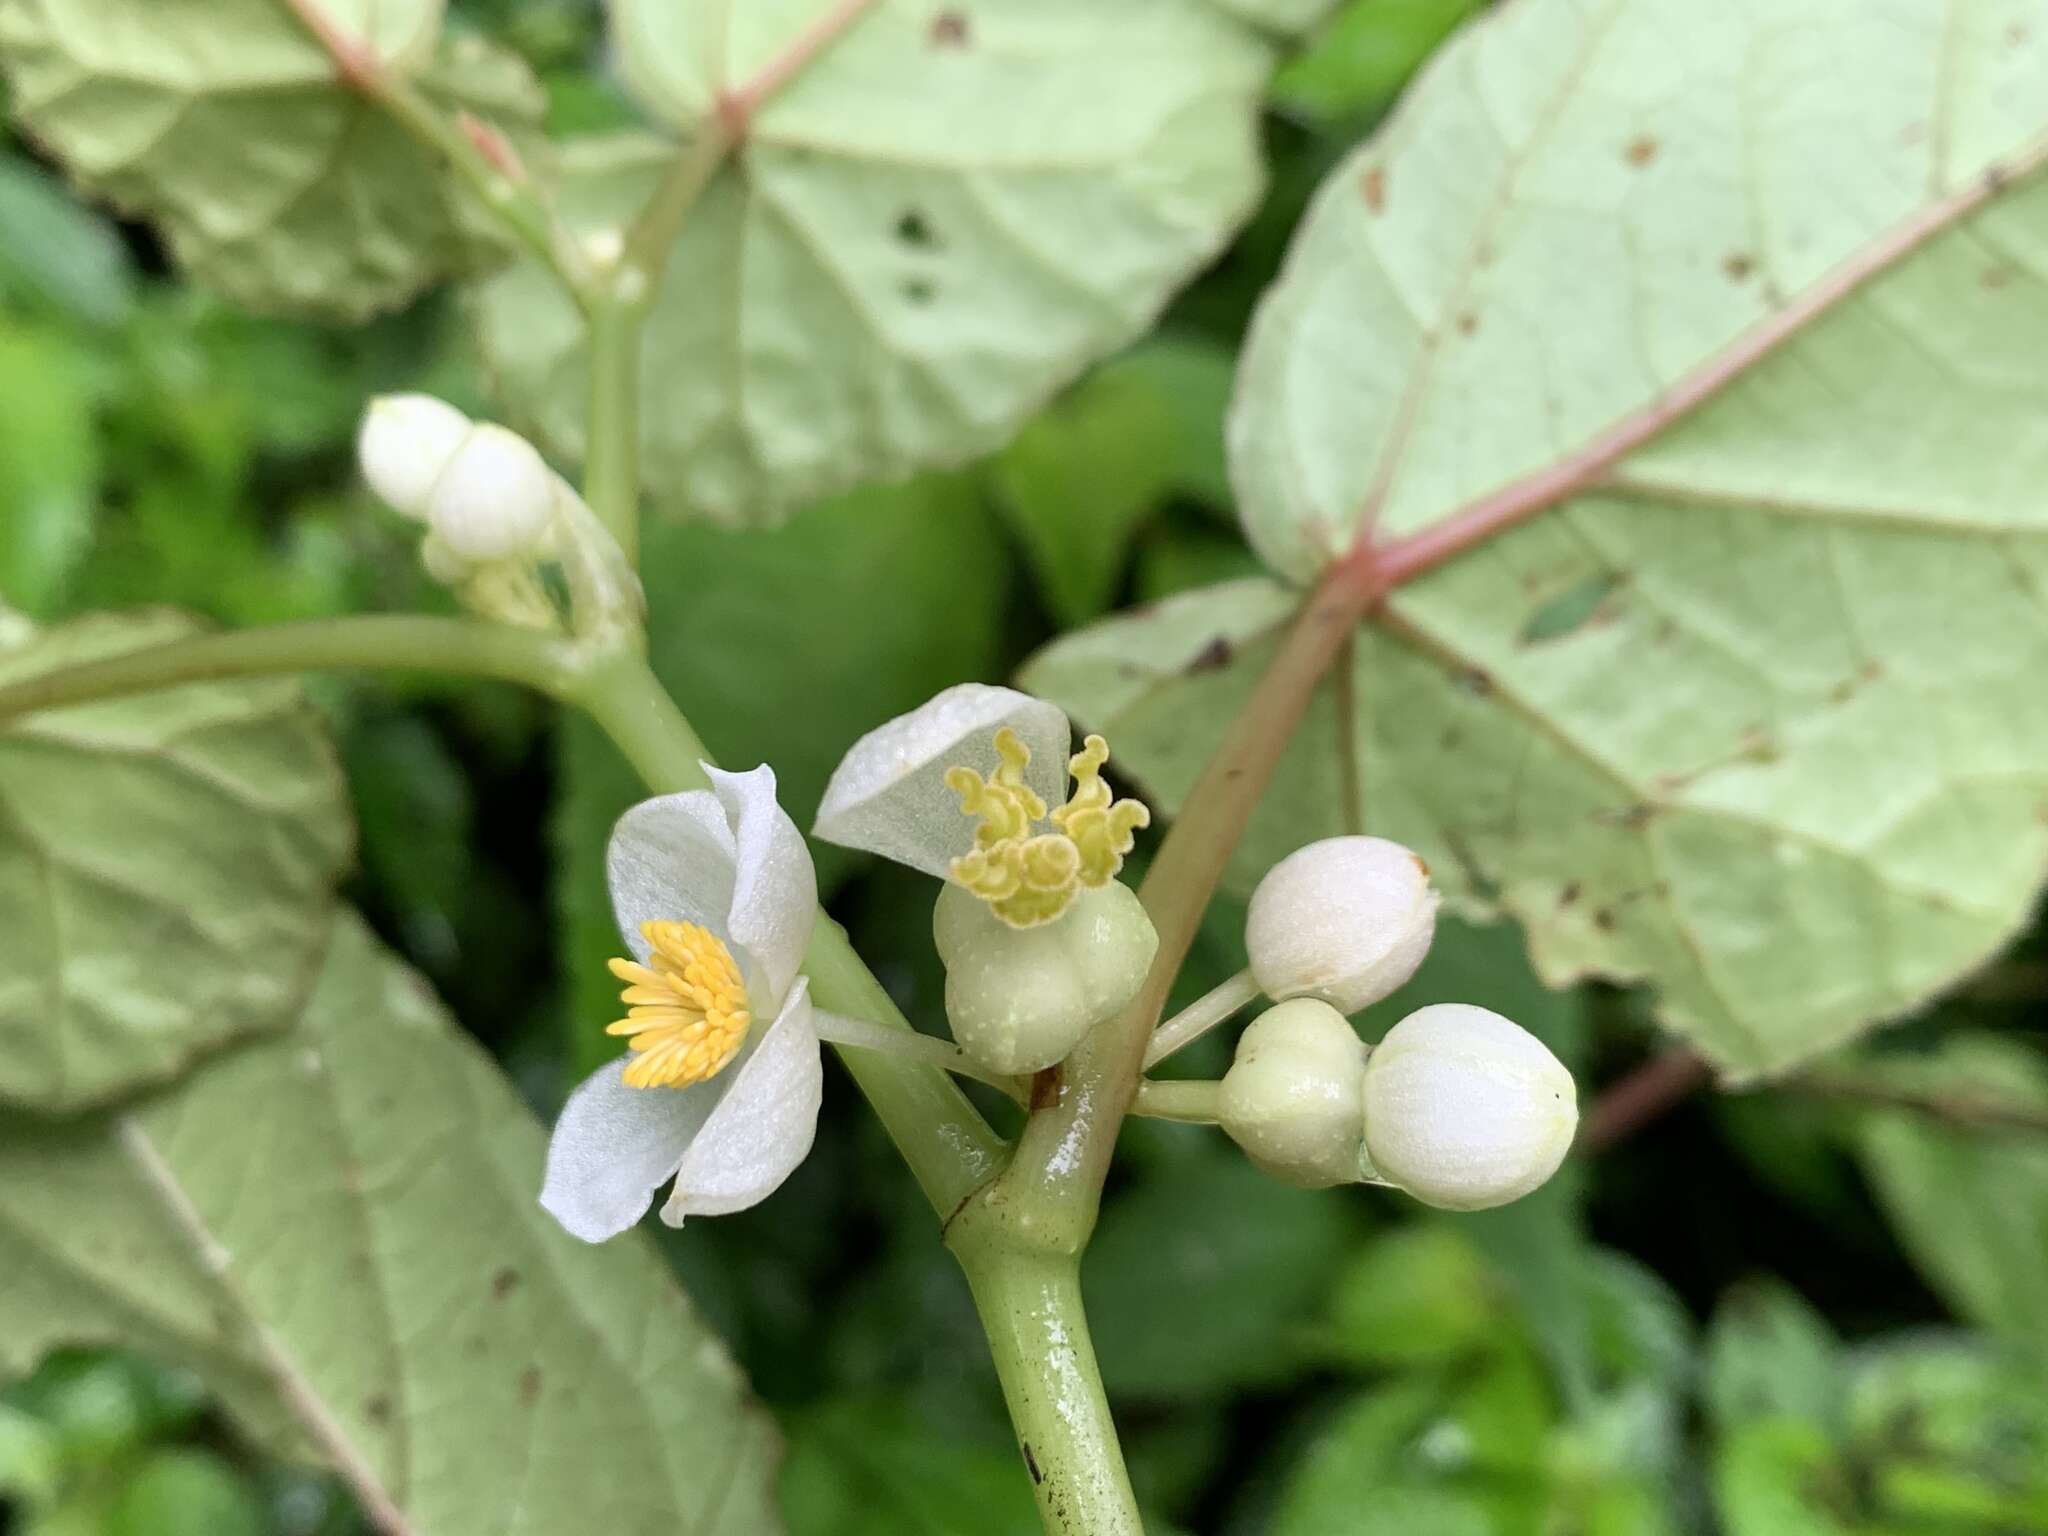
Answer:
[[541, 764, 822, 1243], [357, 393, 473, 521], [356, 395, 559, 564], [813, 683, 1149, 930], [1246, 836, 1440, 1014]]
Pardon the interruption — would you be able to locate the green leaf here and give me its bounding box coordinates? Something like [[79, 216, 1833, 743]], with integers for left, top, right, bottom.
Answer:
[[0, 913, 783, 1536], [109, 1450, 265, 1536], [1320, 1223, 1505, 1371], [1035, 0, 2048, 1077], [1083, 1149, 1358, 1399], [0, 151, 136, 326], [1846, 1336, 2048, 1528], [1704, 1280, 1843, 1434], [1712, 1418, 1857, 1536], [0, 612, 352, 1111], [0, 0, 544, 320], [555, 473, 1008, 1071], [1854, 1036, 2048, 1353], [479, 0, 1272, 523], [0, 324, 100, 616], [991, 363, 1180, 625], [781, 1396, 1040, 1536], [1269, 0, 1488, 127]]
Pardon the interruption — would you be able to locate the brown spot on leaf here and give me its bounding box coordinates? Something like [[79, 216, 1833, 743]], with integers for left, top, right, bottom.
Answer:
[[2008, 21, 2030, 45], [1455, 311, 1478, 336], [1623, 135, 1659, 167], [1559, 882, 1581, 907], [1189, 636, 1235, 673], [364, 1395, 393, 1427], [492, 1267, 521, 1299], [1361, 166, 1386, 212], [1023, 1442, 1043, 1484], [1983, 265, 2014, 289], [1593, 908, 1617, 932], [1457, 667, 1494, 697], [930, 9, 970, 46], [520, 1367, 543, 1406], [1722, 252, 1755, 281]]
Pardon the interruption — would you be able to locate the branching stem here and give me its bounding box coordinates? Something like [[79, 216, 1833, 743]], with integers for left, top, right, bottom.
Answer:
[[1143, 968, 1260, 1069]]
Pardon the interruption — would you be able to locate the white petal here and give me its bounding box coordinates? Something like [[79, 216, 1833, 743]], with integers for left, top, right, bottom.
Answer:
[[812, 684, 1070, 878], [608, 792, 737, 961], [661, 981, 822, 1223], [539, 1058, 719, 1243], [705, 764, 816, 1003]]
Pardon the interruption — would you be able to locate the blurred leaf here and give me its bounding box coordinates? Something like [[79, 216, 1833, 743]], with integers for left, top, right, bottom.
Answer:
[[0, 914, 782, 1536], [109, 1449, 265, 1536], [481, 0, 1272, 523], [1321, 1224, 1503, 1371], [1704, 1280, 1842, 1434], [1713, 1418, 1856, 1536], [992, 365, 1179, 625], [0, 323, 99, 615], [1270, 0, 1487, 125], [1201, 0, 1343, 36], [1854, 1037, 2048, 1355], [341, 710, 473, 972], [1111, 336, 1239, 512], [0, 153, 135, 326], [1042, 0, 2048, 1080], [0, 611, 352, 1110], [0, 1, 543, 320], [781, 1396, 1039, 1536], [1134, 523, 1266, 603], [1846, 1335, 2048, 1529], [1085, 1149, 1358, 1399], [556, 474, 1008, 1072], [0, 1400, 60, 1510], [1270, 1350, 1554, 1536]]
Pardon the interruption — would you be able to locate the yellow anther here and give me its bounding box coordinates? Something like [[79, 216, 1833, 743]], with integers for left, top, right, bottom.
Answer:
[[945, 729, 1150, 929], [606, 920, 752, 1089]]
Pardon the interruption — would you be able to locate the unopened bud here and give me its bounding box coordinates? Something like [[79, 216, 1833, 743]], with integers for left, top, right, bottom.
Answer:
[[358, 394, 474, 520], [1246, 837, 1438, 1014], [933, 879, 1157, 1075], [1361, 1003, 1576, 1211], [1219, 998, 1366, 1188], [426, 423, 558, 563]]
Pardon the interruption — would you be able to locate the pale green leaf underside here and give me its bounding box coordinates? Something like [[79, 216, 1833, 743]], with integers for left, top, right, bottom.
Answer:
[[1232, 0, 2048, 579], [0, 0, 543, 321], [475, 0, 1270, 524], [0, 613, 352, 1110], [0, 913, 782, 1536], [1030, 0, 2048, 1078]]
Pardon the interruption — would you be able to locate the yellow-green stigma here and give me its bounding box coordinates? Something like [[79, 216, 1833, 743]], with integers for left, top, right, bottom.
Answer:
[[606, 920, 752, 1089], [944, 728, 1150, 928]]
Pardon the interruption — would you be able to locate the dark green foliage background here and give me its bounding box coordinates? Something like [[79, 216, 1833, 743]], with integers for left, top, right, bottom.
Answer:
[[3, 2, 2045, 1533]]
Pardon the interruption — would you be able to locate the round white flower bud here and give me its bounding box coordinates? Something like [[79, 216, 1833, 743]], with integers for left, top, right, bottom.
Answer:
[[1246, 836, 1439, 1014], [357, 394, 474, 521], [425, 423, 558, 563], [1218, 998, 1367, 1188], [1361, 1003, 1576, 1211], [933, 880, 1157, 1075]]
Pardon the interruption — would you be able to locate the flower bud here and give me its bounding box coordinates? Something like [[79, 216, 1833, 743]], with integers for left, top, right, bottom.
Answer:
[[1219, 998, 1366, 1188], [933, 879, 1157, 1075], [1361, 1003, 1576, 1211], [1246, 836, 1438, 1014], [426, 423, 559, 563], [357, 394, 474, 520]]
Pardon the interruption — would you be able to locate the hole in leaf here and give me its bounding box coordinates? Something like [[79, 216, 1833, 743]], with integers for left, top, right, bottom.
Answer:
[[1520, 570, 1623, 644]]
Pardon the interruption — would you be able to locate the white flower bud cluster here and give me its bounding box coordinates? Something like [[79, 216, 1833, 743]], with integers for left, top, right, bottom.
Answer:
[[357, 394, 560, 569], [1214, 835, 1577, 1210]]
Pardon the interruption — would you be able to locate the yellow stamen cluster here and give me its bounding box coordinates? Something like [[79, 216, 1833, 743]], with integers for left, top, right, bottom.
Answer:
[[945, 728, 1150, 929], [607, 920, 752, 1089]]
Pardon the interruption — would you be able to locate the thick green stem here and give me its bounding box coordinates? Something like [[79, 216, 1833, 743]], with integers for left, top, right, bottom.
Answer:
[[948, 1238, 1141, 1536], [0, 616, 582, 719], [572, 651, 1006, 1216]]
